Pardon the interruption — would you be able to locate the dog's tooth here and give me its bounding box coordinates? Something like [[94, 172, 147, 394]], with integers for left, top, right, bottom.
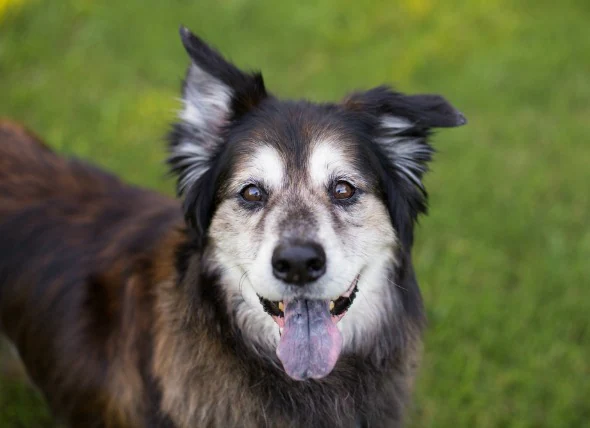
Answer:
[[278, 301, 284, 312], [330, 301, 335, 311]]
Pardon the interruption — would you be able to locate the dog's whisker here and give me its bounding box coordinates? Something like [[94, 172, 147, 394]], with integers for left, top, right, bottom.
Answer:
[[238, 270, 249, 296], [387, 277, 408, 292], [213, 262, 254, 276]]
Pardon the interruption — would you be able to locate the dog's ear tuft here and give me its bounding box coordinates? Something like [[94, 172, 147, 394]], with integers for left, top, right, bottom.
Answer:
[[169, 27, 268, 196]]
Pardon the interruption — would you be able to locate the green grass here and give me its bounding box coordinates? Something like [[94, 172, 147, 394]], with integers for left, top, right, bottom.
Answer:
[[1, 0, 589, 426]]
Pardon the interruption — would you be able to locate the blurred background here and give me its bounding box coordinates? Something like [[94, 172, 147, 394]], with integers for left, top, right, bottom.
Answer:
[[1, 0, 589, 426]]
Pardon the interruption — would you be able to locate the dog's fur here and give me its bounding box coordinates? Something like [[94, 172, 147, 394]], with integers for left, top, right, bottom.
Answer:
[[0, 28, 465, 427]]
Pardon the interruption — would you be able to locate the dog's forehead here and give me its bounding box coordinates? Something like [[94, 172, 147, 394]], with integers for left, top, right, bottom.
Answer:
[[227, 102, 372, 189], [230, 136, 363, 190]]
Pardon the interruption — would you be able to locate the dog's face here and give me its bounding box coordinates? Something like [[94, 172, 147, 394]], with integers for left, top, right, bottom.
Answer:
[[169, 28, 465, 380]]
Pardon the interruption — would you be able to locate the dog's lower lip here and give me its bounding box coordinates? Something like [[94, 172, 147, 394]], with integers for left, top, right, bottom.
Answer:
[[257, 275, 359, 325]]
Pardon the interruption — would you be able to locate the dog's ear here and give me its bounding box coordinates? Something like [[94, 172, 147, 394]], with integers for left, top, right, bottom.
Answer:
[[343, 86, 465, 192], [343, 86, 466, 247], [168, 27, 268, 239], [169, 27, 267, 194]]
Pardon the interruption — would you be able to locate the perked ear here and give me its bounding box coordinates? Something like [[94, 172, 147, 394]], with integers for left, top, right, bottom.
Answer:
[[168, 26, 268, 195], [343, 86, 466, 192]]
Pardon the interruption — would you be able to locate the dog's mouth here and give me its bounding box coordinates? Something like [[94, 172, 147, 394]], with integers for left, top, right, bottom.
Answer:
[[257, 276, 359, 381], [258, 277, 359, 328]]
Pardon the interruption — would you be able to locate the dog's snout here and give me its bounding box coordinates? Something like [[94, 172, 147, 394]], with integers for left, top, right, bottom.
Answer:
[[272, 241, 326, 285]]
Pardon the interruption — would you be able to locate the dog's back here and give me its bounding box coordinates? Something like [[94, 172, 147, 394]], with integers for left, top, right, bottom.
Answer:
[[0, 120, 183, 426]]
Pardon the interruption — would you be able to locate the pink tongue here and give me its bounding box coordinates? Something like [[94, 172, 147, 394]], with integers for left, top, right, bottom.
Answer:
[[276, 299, 342, 380]]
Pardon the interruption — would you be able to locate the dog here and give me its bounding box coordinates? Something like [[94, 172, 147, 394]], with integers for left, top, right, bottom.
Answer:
[[0, 26, 466, 427]]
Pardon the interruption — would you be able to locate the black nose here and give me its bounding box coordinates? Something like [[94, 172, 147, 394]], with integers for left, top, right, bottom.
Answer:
[[272, 241, 326, 285]]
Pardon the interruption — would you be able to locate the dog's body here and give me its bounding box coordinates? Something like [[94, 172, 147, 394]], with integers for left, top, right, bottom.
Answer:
[[0, 28, 465, 427], [0, 120, 184, 426]]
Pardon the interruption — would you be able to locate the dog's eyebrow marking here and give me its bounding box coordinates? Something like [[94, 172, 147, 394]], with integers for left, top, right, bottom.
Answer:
[[234, 145, 284, 189], [308, 140, 350, 187]]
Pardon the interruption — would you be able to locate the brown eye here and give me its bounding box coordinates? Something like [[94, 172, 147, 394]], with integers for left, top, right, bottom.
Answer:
[[241, 184, 264, 202], [333, 181, 355, 200]]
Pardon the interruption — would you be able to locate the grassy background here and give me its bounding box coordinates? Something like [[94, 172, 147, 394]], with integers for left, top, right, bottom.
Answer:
[[1, 0, 589, 426]]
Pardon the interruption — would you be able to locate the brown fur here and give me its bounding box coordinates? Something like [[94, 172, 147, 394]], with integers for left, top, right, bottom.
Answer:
[[0, 121, 422, 427], [0, 120, 183, 426]]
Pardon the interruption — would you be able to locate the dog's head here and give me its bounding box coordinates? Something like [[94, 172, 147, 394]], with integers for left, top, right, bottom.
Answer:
[[169, 27, 465, 381]]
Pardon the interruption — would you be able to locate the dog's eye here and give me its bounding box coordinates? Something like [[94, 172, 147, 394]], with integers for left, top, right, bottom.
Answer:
[[333, 181, 355, 200], [241, 184, 264, 202]]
